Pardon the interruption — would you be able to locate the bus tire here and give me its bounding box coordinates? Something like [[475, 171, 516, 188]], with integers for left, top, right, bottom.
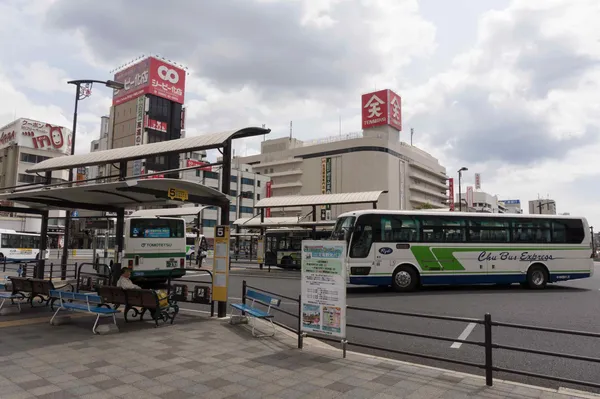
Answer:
[[527, 264, 548, 289], [392, 265, 419, 292], [281, 256, 293, 269]]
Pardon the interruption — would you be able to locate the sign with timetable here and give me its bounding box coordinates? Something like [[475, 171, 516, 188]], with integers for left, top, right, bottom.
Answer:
[[300, 240, 347, 338], [212, 225, 230, 302]]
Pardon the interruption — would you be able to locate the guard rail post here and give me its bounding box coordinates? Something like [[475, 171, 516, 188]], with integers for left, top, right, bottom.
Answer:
[[484, 313, 493, 386], [2, 257, 5, 272], [49, 262, 54, 281], [297, 294, 303, 349], [241, 280, 247, 316]]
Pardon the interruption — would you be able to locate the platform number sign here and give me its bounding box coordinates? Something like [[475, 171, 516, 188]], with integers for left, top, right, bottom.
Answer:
[[212, 225, 230, 302]]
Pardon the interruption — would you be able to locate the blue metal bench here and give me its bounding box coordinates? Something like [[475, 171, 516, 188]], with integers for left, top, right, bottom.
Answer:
[[0, 283, 25, 312], [231, 289, 281, 337], [49, 290, 120, 334]]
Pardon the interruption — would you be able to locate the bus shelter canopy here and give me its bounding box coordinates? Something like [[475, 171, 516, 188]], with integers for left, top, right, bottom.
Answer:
[[0, 179, 227, 213], [253, 191, 387, 209], [233, 217, 336, 228], [130, 206, 211, 218]]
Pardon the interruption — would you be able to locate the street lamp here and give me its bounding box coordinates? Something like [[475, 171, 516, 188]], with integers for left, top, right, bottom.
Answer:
[[60, 79, 125, 277], [457, 167, 468, 212]]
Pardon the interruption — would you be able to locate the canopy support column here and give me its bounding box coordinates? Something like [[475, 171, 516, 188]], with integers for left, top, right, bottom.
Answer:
[[259, 209, 265, 270], [37, 210, 49, 279], [113, 208, 125, 284], [312, 205, 317, 239]]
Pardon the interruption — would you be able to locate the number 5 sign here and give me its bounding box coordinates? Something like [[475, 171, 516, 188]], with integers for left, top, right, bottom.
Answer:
[[212, 225, 230, 302]]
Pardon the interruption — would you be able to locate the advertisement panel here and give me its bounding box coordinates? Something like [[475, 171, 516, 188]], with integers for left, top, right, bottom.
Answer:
[[145, 117, 167, 133], [466, 186, 474, 208], [112, 56, 186, 106], [320, 158, 327, 220], [475, 173, 481, 190], [325, 157, 332, 219], [448, 178, 455, 211], [301, 240, 347, 338], [132, 96, 145, 176], [266, 181, 273, 218], [361, 89, 402, 131], [112, 58, 151, 106], [0, 118, 72, 154], [186, 159, 212, 172], [503, 199, 520, 205]]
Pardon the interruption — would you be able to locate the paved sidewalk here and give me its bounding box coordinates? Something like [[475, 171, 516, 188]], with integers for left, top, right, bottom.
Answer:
[[0, 312, 595, 399]]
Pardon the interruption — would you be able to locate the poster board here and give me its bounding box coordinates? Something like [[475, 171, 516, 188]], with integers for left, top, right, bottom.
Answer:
[[256, 236, 265, 264], [300, 240, 347, 338], [212, 225, 230, 302]]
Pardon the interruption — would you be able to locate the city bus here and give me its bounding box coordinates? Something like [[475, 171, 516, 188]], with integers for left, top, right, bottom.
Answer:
[[265, 228, 332, 269], [330, 210, 593, 291], [124, 217, 187, 282], [0, 229, 49, 261]]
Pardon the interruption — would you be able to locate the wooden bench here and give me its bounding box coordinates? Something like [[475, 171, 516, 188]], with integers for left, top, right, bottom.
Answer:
[[7, 277, 73, 309], [231, 289, 281, 337], [49, 290, 120, 334], [98, 286, 178, 327]]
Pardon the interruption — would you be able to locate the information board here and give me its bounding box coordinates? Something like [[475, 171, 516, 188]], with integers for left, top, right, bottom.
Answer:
[[300, 240, 347, 338], [212, 225, 230, 302], [256, 237, 265, 264]]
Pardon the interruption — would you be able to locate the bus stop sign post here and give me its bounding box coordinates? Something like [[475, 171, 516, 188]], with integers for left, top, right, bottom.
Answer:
[[212, 225, 230, 318]]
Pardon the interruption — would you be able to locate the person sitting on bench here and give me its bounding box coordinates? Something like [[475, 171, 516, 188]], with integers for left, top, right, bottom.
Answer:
[[116, 267, 141, 290]]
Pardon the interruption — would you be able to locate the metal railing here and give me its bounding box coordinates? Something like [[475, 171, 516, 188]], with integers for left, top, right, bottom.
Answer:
[[166, 268, 215, 317], [2, 259, 78, 281], [240, 281, 600, 391]]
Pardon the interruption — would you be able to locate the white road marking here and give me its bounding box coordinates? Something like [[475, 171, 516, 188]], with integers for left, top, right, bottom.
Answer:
[[450, 323, 477, 349]]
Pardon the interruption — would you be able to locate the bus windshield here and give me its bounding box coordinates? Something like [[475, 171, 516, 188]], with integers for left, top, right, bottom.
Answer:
[[331, 216, 356, 242]]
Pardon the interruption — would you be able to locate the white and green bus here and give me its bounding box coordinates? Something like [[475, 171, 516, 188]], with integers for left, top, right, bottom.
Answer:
[[185, 233, 208, 263], [331, 210, 593, 292], [124, 217, 187, 282]]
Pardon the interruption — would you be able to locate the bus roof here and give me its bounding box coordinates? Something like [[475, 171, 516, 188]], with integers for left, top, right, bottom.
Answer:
[[335, 209, 587, 221]]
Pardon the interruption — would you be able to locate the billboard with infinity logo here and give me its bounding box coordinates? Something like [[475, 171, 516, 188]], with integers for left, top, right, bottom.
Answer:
[[112, 56, 186, 105]]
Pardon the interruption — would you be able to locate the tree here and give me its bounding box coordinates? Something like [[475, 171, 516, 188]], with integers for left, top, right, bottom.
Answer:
[[414, 203, 435, 210]]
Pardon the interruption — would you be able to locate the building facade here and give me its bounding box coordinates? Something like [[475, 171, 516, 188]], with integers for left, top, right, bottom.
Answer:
[[86, 116, 110, 181], [107, 56, 187, 178], [529, 199, 557, 215], [0, 118, 71, 229], [238, 126, 448, 219], [501, 199, 523, 214], [455, 191, 506, 213]]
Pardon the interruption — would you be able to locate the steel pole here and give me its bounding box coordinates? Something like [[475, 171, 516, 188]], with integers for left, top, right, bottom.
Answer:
[[61, 83, 80, 278], [458, 171, 462, 212]]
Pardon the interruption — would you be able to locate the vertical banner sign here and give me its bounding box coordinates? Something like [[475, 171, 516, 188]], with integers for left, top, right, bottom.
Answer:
[[467, 186, 474, 208], [132, 95, 145, 176], [320, 158, 327, 220], [325, 157, 332, 220], [265, 181, 272, 218], [212, 226, 230, 302], [301, 240, 347, 338], [256, 237, 265, 264], [448, 178, 455, 211], [475, 173, 481, 190]]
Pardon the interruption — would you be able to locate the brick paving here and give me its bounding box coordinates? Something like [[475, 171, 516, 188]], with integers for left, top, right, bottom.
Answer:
[[0, 310, 594, 398]]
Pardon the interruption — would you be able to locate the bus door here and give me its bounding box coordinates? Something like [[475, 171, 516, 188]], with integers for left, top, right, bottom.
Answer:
[[347, 216, 376, 280]]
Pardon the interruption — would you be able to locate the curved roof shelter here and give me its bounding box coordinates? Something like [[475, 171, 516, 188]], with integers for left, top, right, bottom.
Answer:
[[26, 127, 270, 173], [254, 191, 387, 209], [0, 179, 227, 213]]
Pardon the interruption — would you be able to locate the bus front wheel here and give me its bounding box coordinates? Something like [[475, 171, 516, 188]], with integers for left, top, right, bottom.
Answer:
[[392, 265, 418, 292], [527, 264, 548, 289]]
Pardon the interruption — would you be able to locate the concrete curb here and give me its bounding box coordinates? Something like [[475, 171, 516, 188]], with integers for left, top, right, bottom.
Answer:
[[267, 320, 600, 399]]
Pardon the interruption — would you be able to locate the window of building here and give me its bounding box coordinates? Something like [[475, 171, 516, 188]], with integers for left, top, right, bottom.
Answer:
[[204, 171, 219, 180], [230, 190, 237, 197], [257, 180, 261, 187], [195, 170, 201, 177], [240, 206, 253, 214], [93, 142, 99, 150], [20, 153, 50, 164], [202, 219, 217, 228], [241, 177, 254, 186], [241, 191, 253, 199], [257, 193, 261, 200], [230, 205, 237, 213], [231, 176, 238, 183]]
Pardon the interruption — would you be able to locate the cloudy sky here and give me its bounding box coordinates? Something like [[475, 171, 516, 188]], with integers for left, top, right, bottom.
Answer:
[[1, 0, 599, 224]]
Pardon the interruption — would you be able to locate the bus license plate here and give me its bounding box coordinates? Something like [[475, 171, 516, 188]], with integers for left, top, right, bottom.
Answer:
[[167, 260, 177, 268]]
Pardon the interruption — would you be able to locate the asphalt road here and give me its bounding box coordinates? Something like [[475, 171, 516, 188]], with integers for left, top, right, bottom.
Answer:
[[42, 257, 600, 393]]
